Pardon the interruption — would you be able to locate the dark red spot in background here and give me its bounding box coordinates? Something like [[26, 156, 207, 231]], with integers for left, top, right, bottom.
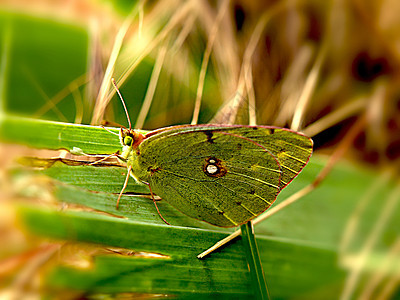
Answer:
[[352, 52, 391, 82], [234, 4, 245, 31]]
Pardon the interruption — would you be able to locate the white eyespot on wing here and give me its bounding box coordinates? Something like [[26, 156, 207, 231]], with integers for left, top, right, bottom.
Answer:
[[206, 164, 219, 175]]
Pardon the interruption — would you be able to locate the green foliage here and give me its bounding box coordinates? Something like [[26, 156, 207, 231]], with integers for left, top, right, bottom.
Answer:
[[1, 6, 399, 300], [18, 205, 343, 299], [0, 10, 88, 122], [0, 116, 381, 298], [0, 115, 120, 154]]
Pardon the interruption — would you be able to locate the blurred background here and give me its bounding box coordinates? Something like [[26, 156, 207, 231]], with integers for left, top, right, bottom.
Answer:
[[0, 0, 399, 299]]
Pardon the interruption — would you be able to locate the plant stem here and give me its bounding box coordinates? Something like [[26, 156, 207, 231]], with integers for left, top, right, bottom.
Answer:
[[240, 221, 270, 300]]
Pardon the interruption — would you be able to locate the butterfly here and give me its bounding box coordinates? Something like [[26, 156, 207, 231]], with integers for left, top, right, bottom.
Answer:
[[107, 80, 313, 228]]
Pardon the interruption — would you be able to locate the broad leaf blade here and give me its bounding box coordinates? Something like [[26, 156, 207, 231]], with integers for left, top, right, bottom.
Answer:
[[18, 206, 344, 299], [0, 115, 121, 154]]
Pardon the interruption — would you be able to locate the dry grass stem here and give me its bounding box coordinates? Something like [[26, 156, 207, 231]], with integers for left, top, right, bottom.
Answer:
[[135, 44, 168, 129], [91, 6, 139, 125]]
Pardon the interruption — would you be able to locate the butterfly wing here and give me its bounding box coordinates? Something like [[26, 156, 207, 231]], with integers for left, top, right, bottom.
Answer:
[[132, 125, 312, 227], [221, 126, 314, 188]]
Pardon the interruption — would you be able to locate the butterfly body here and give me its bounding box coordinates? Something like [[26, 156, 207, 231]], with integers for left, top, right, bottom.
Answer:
[[117, 124, 313, 228]]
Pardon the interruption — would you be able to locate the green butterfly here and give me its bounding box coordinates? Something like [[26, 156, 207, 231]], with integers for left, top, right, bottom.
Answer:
[[109, 81, 313, 228], [113, 124, 312, 227]]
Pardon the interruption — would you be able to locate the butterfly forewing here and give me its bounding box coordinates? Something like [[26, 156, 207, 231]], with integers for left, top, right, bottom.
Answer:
[[131, 125, 313, 227], [137, 130, 281, 227], [144, 125, 313, 188]]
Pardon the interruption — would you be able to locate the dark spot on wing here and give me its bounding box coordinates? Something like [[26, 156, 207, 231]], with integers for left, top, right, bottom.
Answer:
[[236, 201, 242, 205], [148, 166, 161, 175], [237, 143, 242, 150], [218, 211, 225, 215], [204, 131, 215, 143], [277, 147, 285, 154], [203, 156, 227, 178], [248, 189, 255, 194]]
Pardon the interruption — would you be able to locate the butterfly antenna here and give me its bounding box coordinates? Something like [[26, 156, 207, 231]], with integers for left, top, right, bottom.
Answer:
[[101, 125, 120, 136], [111, 78, 132, 130]]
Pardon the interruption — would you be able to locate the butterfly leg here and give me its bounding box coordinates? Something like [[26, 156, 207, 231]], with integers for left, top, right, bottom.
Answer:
[[88, 151, 120, 165], [146, 183, 171, 226], [116, 165, 132, 209]]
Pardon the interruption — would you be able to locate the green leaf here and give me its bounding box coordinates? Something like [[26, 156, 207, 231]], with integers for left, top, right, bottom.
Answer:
[[42, 163, 150, 194], [0, 115, 121, 154], [18, 206, 343, 298], [3, 119, 400, 298], [3, 116, 347, 298]]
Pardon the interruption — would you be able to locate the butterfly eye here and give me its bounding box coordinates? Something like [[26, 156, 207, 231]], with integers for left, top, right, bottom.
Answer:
[[124, 136, 133, 146]]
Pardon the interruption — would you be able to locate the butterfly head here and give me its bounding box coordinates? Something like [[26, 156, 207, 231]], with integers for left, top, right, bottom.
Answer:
[[119, 128, 145, 149]]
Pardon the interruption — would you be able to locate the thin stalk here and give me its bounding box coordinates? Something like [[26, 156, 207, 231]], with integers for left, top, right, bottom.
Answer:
[[240, 221, 270, 300]]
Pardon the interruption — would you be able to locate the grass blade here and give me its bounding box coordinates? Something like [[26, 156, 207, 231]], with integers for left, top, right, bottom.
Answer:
[[0, 115, 121, 154], [240, 221, 270, 300]]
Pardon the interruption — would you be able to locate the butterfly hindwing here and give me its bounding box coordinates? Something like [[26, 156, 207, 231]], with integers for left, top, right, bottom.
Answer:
[[130, 125, 312, 227], [218, 126, 313, 188]]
